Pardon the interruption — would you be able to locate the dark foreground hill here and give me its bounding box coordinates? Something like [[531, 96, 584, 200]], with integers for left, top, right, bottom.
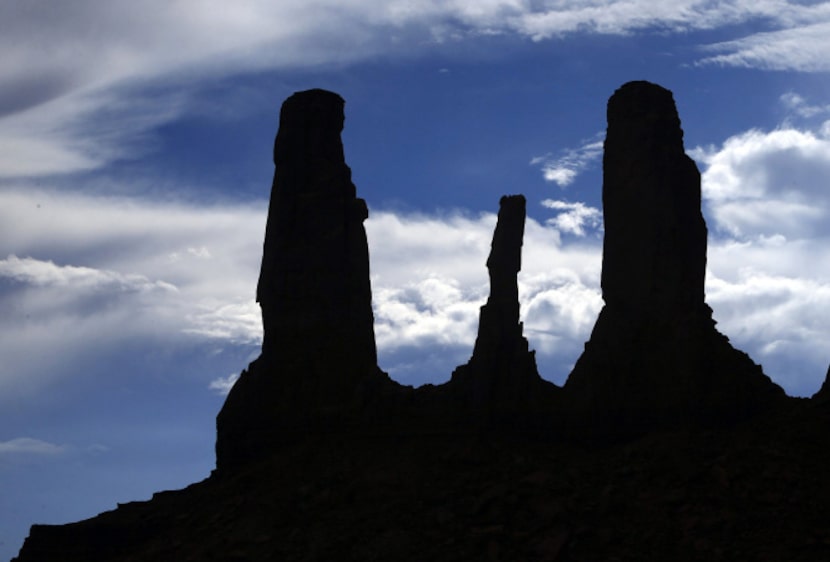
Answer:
[[15, 405, 830, 561], [14, 82, 830, 561]]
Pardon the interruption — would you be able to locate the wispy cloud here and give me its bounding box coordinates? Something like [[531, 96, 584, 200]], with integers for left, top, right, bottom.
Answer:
[[780, 92, 830, 120], [1, 1, 827, 177], [0, 437, 66, 456], [0, 187, 265, 399], [208, 373, 241, 396], [532, 138, 604, 187], [698, 20, 830, 72], [0, 255, 177, 293]]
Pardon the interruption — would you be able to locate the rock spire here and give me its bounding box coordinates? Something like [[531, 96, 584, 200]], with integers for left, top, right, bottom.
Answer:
[[450, 195, 556, 421], [257, 88, 377, 368], [564, 81, 785, 431], [215, 89, 389, 471]]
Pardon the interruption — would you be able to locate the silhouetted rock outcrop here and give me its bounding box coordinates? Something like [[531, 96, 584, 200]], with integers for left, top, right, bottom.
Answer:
[[813, 364, 830, 402], [20, 83, 830, 562], [215, 89, 394, 472], [449, 195, 557, 422], [564, 81, 786, 432]]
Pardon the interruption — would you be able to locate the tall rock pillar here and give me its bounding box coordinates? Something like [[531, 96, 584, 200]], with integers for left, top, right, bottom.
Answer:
[[257, 88, 377, 372], [472, 194, 527, 366], [450, 195, 557, 423], [564, 81, 785, 432], [216, 89, 387, 471]]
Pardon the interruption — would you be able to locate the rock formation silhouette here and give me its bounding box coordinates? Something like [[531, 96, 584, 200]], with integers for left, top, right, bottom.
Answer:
[[813, 364, 830, 402], [215, 89, 395, 472], [449, 194, 558, 423], [564, 81, 786, 432], [17, 82, 830, 562]]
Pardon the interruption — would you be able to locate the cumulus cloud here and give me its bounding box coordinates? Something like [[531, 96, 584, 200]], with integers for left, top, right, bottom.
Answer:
[[0, 437, 66, 456], [366, 210, 493, 383], [532, 137, 603, 187], [374, 276, 484, 351], [541, 200, 603, 237], [705, 263, 830, 394], [691, 124, 830, 239], [185, 300, 262, 344], [367, 209, 603, 385], [690, 119, 830, 395]]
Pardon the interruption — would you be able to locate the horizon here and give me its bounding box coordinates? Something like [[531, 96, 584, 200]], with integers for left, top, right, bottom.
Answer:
[[3, 2, 830, 558]]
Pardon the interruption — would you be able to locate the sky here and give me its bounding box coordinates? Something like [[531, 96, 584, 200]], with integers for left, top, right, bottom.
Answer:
[[2, 1, 830, 558]]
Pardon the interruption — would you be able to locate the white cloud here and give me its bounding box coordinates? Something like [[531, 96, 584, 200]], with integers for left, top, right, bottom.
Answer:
[[2, 158, 829, 399], [374, 276, 484, 351], [705, 263, 830, 394], [367, 210, 496, 381], [691, 124, 830, 239], [366, 210, 496, 288], [0, 437, 66, 456], [541, 199, 603, 237], [780, 92, 830, 120], [691, 120, 830, 396], [209, 373, 241, 396], [0, 187, 265, 399], [171, 179, 830, 396], [367, 209, 603, 385], [185, 299, 262, 344], [532, 138, 603, 187], [513, 0, 830, 41], [0, 255, 177, 293], [2, 1, 828, 177], [699, 20, 830, 72]]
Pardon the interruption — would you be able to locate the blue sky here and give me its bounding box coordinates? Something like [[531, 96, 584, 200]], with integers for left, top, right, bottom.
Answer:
[[2, 1, 830, 558]]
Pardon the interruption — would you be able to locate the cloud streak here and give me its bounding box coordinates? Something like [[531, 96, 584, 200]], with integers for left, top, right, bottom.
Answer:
[[1, 1, 827, 177], [0, 187, 265, 399], [209, 373, 241, 396], [532, 137, 604, 187], [0, 255, 177, 293], [0, 437, 66, 456], [699, 20, 830, 72]]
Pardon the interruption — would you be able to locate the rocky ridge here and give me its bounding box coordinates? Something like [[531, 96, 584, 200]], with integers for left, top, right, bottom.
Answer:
[[13, 82, 829, 561]]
